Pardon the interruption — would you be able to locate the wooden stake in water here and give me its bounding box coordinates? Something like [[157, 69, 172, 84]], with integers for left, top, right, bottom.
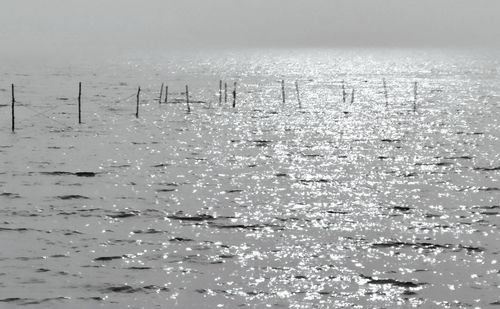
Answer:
[[164, 85, 168, 103], [351, 88, 355, 104], [159, 83, 164, 104], [136, 86, 141, 118], [185, 85, 191, 113], [342, 80, 346, 103], [295, 80, 301, 108], [78, 82, 82, 124], [281, 79, 286, 104], [232, 82, 237, 108], [219, 80, 222, 105], [224, 82, 228, 103], [11, 84, 15, 132], [413, 81, 418, 112], [383, 78, 388, 107]]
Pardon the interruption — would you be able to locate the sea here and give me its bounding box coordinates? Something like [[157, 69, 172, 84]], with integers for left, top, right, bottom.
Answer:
[[0, 48, 499, 308]]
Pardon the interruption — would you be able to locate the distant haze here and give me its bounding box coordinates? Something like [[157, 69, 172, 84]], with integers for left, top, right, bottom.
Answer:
[[1, 0, 500, 60]]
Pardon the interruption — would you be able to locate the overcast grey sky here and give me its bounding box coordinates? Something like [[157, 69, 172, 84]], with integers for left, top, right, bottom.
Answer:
[[1, 0, 500, 58]]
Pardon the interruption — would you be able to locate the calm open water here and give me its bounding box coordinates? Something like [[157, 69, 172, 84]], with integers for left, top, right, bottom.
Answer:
[[0, 49, 499, 308]]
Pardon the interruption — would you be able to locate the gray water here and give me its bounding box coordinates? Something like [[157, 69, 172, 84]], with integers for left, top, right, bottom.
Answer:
[[0, 49, 499, 308]]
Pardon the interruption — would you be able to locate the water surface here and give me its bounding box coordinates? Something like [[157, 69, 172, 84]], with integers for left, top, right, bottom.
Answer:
[[1, 48, 499, 308]]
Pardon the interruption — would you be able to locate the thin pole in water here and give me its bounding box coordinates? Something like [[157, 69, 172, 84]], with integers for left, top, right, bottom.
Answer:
[[295, 80, 301, 109], [159, 83, 164, 104], [383, 78, 388, 107], [281, 79, 286, 104], [413, 81, 418, 112], [136, 86, 140, 118], [232, 82, 237, 108], [186, 85, 191, 113], [219, 80, 222, 105], [224, 82, 228, 103], [164, 85, 168, 104], [351, 88, 355, 104], [11, 84, 15, 132], [342, 80, 346, 103], [342, 80, 347, 103], [78, 82, 82, 124]]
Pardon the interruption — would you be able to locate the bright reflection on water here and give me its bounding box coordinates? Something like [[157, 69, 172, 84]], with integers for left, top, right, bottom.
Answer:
[[0, 49, 499, 308]]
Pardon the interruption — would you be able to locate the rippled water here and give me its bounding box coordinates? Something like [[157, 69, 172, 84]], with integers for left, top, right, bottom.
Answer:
[[1, 49, 499, 308]]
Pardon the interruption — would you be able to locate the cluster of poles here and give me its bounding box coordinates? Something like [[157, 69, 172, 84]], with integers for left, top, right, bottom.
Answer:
[[7, 79, 419, 133]]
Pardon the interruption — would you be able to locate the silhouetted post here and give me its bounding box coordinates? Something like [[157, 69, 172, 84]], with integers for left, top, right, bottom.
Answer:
[[185, 85, 191, 113], [11, 84, 15, 132], [164, 85, 168, 103], [219, 80, 222, 105], [159, 83, 164, 104], [413, 81, 418, 112], [232, 82, 237, 108], [383, 78, 388, 107], [351, 88, 355, 104], [281, 80, 286, 104], [224, 82, 228, 103], [342, 80, 346, 103], [136, 86, 140, 118], [295, 81, 301, 108], [78, 82, 82, 124]]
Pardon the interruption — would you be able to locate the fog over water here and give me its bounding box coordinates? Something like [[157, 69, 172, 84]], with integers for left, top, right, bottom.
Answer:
[[2, 0, 500, 60]]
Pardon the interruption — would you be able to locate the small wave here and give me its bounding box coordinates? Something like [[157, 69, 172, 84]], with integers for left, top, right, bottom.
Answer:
[[169, 237, 194, 242], [209, 223, 261, 229], [56, 195, 89, 200], [326, 210, 349, 215], [2, 297, 71, 305], [77, 296, 104, 301], [402, 172, 418, 178], [380, 139, 401, 143], [167, 213, 215, 221], [377, 156, 393, 160], [474, 166, 500, 172], [186, 157, 207, 161], [415, 162, 453, 167], [0, 227, 30, 232], [302, 153, 323, 158], [371, 241, 483, 253], [392, 206, 411, 211], [478, 205, 500, 210], [157, 188, 176, 192], [209, 222, 282, 230], [152, 163, 170, 167], [456, 131, 484, 135], [94, 256, 124, 261], [0, 192, 21, 199], [444, 156, 473, 160], [478, 187, 500, 192], [132, 228, 168, 234], [0, 298, 23, 303], [101, 284, 169, 294], [250, 140, 272, 147], [361, 274, 425, 288], [39, 171, 97, 177], [300, 179, 330, 183], [106, 210, 140, 218], [481, 211, 499, 216]]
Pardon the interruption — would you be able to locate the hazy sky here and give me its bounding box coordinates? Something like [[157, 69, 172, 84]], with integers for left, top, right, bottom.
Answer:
[[1, 0, 500, 58]]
